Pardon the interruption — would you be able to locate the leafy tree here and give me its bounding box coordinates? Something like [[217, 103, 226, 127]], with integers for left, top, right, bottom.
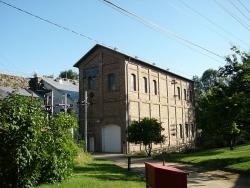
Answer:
[[200, 69, 219, 92], [229, 121, 240, 150], [0, 94, 77, 187], [196, 47, 250, 148], [127, 118, 165, 156], [59, 69, 79, 80]]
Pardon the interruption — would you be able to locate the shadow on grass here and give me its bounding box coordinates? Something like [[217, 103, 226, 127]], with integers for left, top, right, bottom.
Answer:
[[74, 161, 144, 182], [160, 149, 224, 160], [164, 156, 250, 175], [196, 157, 250, 174]]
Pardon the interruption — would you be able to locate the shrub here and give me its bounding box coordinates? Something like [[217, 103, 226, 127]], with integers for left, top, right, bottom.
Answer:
[[127, 118, 165, 156], [0, 94, 77, 187]]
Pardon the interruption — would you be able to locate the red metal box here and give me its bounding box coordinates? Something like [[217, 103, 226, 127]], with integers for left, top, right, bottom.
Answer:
[[145, 162, 188, 188]]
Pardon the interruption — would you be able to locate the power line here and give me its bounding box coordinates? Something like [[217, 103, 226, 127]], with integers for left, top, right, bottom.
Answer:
[[100, 0, 225, 62], [0, 0, 102, 44], [172, 1, 231, 44], [228, 0, 250, 22], [214, 0, 250, 32], [237, 0, 250, 14], [178, 0, 250, 48], [0, 0, 225, 78]]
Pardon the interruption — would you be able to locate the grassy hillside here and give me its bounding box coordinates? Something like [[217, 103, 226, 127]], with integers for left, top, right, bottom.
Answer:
[[161, 144, 250, 174]]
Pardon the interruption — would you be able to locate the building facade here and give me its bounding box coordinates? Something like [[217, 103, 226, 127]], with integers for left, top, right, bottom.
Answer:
[[41, 77, 79, 115], [74, 44, 195, 153]]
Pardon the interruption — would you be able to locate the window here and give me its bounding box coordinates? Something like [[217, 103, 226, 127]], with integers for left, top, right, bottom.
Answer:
[[108, 73, 116, 91], [177, 87, 181, 100], [179, 124, 183, 138], [143, 77, 148, 93], [184, 89, 187, 100], [185, 124, 189, 137], [191, 124, 195, 137], [153, 80, 157, 95], [88, 77, 96, 90], [84, 67, 99, 78], [189, 90, 193, 101], [131, 74, 136, 91]]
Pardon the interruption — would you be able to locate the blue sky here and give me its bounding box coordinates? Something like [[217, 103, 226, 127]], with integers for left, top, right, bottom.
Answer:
[[0, 0, 249, 79]]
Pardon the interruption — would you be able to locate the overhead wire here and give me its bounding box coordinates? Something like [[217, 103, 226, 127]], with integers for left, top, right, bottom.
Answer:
[[0, 0, 226, 78], [169, 1, 231, 44], [178, 0, 250, 48], [0, 0, 111, 47], [100, 0, 225, 63], [228, 0, 250, 22], [214, 0, 250, 32], [237, 0, 250, 14]]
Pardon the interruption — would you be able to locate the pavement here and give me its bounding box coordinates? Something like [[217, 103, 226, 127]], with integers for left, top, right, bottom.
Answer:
[[93, 153, 250, 188]]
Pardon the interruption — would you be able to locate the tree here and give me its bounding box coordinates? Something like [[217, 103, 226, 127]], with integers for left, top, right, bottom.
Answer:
[[196, 47, 250, 148], [200, 69, 219, 92], [229, 121, 240, 150], [59, 69, 79, 80], [127, 118, 165, 156], [0, 94, 77, 187]]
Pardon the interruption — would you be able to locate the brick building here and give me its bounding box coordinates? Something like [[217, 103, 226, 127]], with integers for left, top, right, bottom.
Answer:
[[74, 44, 195, 153]]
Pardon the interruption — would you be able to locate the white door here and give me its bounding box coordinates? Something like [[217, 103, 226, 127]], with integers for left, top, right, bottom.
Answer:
[[102, 125, 121, 153]]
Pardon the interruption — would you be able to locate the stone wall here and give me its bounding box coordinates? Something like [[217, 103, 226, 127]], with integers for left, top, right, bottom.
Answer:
[[0, 73, 30, 89]]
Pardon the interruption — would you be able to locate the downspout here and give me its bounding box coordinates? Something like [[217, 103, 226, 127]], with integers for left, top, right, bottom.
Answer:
[[125, 57, 130, 154]]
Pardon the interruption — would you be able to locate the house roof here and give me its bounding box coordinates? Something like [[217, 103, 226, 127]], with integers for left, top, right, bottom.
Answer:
[[42, 77, 79, 92], [74, 44, 193, 82], [0, 86, 39, 98]]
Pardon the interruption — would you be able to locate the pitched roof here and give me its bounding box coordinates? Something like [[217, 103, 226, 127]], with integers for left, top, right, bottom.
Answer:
[[0, 86, 39, 98], [42, 77, 79, 92], [74, 44, 193, 82]]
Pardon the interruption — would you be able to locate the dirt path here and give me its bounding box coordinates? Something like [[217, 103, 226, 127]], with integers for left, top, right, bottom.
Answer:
[[93, 153, 250, 188]]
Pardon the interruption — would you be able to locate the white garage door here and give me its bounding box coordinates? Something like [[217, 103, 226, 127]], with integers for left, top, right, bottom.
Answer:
[[102, 125, 121, 153]]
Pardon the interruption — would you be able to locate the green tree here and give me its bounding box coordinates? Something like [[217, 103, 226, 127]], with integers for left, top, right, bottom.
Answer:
[[0, 94, 77, 187], [127, 118, 165, 156], [59, 69, 79, 80], [200, 69, 219, 92], [196, 47, 250, 148]]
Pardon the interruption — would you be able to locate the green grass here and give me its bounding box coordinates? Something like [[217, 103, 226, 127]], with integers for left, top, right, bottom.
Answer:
[[38, 152, 145, 188], [160, 144, 250, 174]]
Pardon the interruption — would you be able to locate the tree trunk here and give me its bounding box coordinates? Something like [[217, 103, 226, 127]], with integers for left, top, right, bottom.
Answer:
[[145, 144, 152, 157]]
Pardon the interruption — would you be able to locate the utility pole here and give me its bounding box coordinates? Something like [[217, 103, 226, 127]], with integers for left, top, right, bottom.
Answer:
[[64, 92, 67, 113], [84, 90, 88, 152], [51, 90, 54, 115]]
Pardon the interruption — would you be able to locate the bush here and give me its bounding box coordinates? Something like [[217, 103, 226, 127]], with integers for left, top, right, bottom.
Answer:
[[0, 94, 77, 187], [127, 118, 165, 156]]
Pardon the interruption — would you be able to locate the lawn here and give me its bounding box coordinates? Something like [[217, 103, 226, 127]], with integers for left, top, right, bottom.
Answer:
[[38, 152, 145, 188], [161, 144, 250, 174]]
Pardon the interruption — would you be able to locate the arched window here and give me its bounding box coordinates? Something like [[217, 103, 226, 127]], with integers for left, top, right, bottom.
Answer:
[[191, 124, 195, 137], [177, 87, 181, 100], [189, 90, 193, 101], [143, 77, 148, 93], [185, 124, 189, 137], [131, 74, 136, 91], [153, 80, 157, 95], [179, 124, 183, 138], [184, 89, 187, 100], [107, 73, 116, 91]]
